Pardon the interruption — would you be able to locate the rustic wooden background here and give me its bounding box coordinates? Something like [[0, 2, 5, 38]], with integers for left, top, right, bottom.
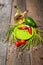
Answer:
[[0, 0, 43, 65]]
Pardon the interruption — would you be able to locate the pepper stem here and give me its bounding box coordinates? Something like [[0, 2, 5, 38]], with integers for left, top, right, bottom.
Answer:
[[23, 10, 28, 15]]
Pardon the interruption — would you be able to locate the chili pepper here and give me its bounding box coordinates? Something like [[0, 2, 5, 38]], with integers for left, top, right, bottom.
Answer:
[[18, 26, 24, 30], [18, 26, 28, 30], [28, 27, 32, 34]]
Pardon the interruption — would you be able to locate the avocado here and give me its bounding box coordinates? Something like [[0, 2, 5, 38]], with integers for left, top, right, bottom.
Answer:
[[25, 17, 36, 27]]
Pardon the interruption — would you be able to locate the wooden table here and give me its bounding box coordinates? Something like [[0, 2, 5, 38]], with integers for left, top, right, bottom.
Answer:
[[0, 0, 43, 65]]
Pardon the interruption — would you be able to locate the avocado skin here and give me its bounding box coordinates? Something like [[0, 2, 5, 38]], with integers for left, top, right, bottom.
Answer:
[[25, 17, 36, 27]]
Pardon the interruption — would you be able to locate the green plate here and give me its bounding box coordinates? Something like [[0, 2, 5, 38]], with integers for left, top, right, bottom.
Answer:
[[12, 24, 34, 40]]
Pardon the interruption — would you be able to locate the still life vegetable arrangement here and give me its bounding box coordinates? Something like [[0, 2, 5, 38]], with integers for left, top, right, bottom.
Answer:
[[5, 6, 43, 49]]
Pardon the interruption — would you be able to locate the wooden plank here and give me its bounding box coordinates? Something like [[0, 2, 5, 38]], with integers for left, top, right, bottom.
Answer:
[[30, 47, 41, 65], [0, 0, 12, 65], [26, 0, 43, 65], [17, 0, 26, 12], [6, 0, 43, 65], [26, 0, 43, 26], [6, 0, 31, 65], [39, 46, 43, 65]]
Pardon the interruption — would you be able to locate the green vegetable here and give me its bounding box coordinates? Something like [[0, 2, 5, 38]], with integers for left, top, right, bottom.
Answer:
[[5, 23, 19, 42], [24, 17, 36, 27]]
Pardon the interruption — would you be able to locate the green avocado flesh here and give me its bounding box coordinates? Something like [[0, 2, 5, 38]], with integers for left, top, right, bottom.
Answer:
[[12, 24, 35, 40]]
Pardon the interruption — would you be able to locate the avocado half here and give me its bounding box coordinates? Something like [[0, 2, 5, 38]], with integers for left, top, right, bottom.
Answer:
[[12, 24, 35, 40], [25, 17, 36, 27]]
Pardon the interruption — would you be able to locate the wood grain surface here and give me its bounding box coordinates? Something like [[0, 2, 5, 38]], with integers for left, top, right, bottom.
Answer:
[[0, 0, 12, 65], [0, 0, 43, 65], [26, 0, 43, 65]]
